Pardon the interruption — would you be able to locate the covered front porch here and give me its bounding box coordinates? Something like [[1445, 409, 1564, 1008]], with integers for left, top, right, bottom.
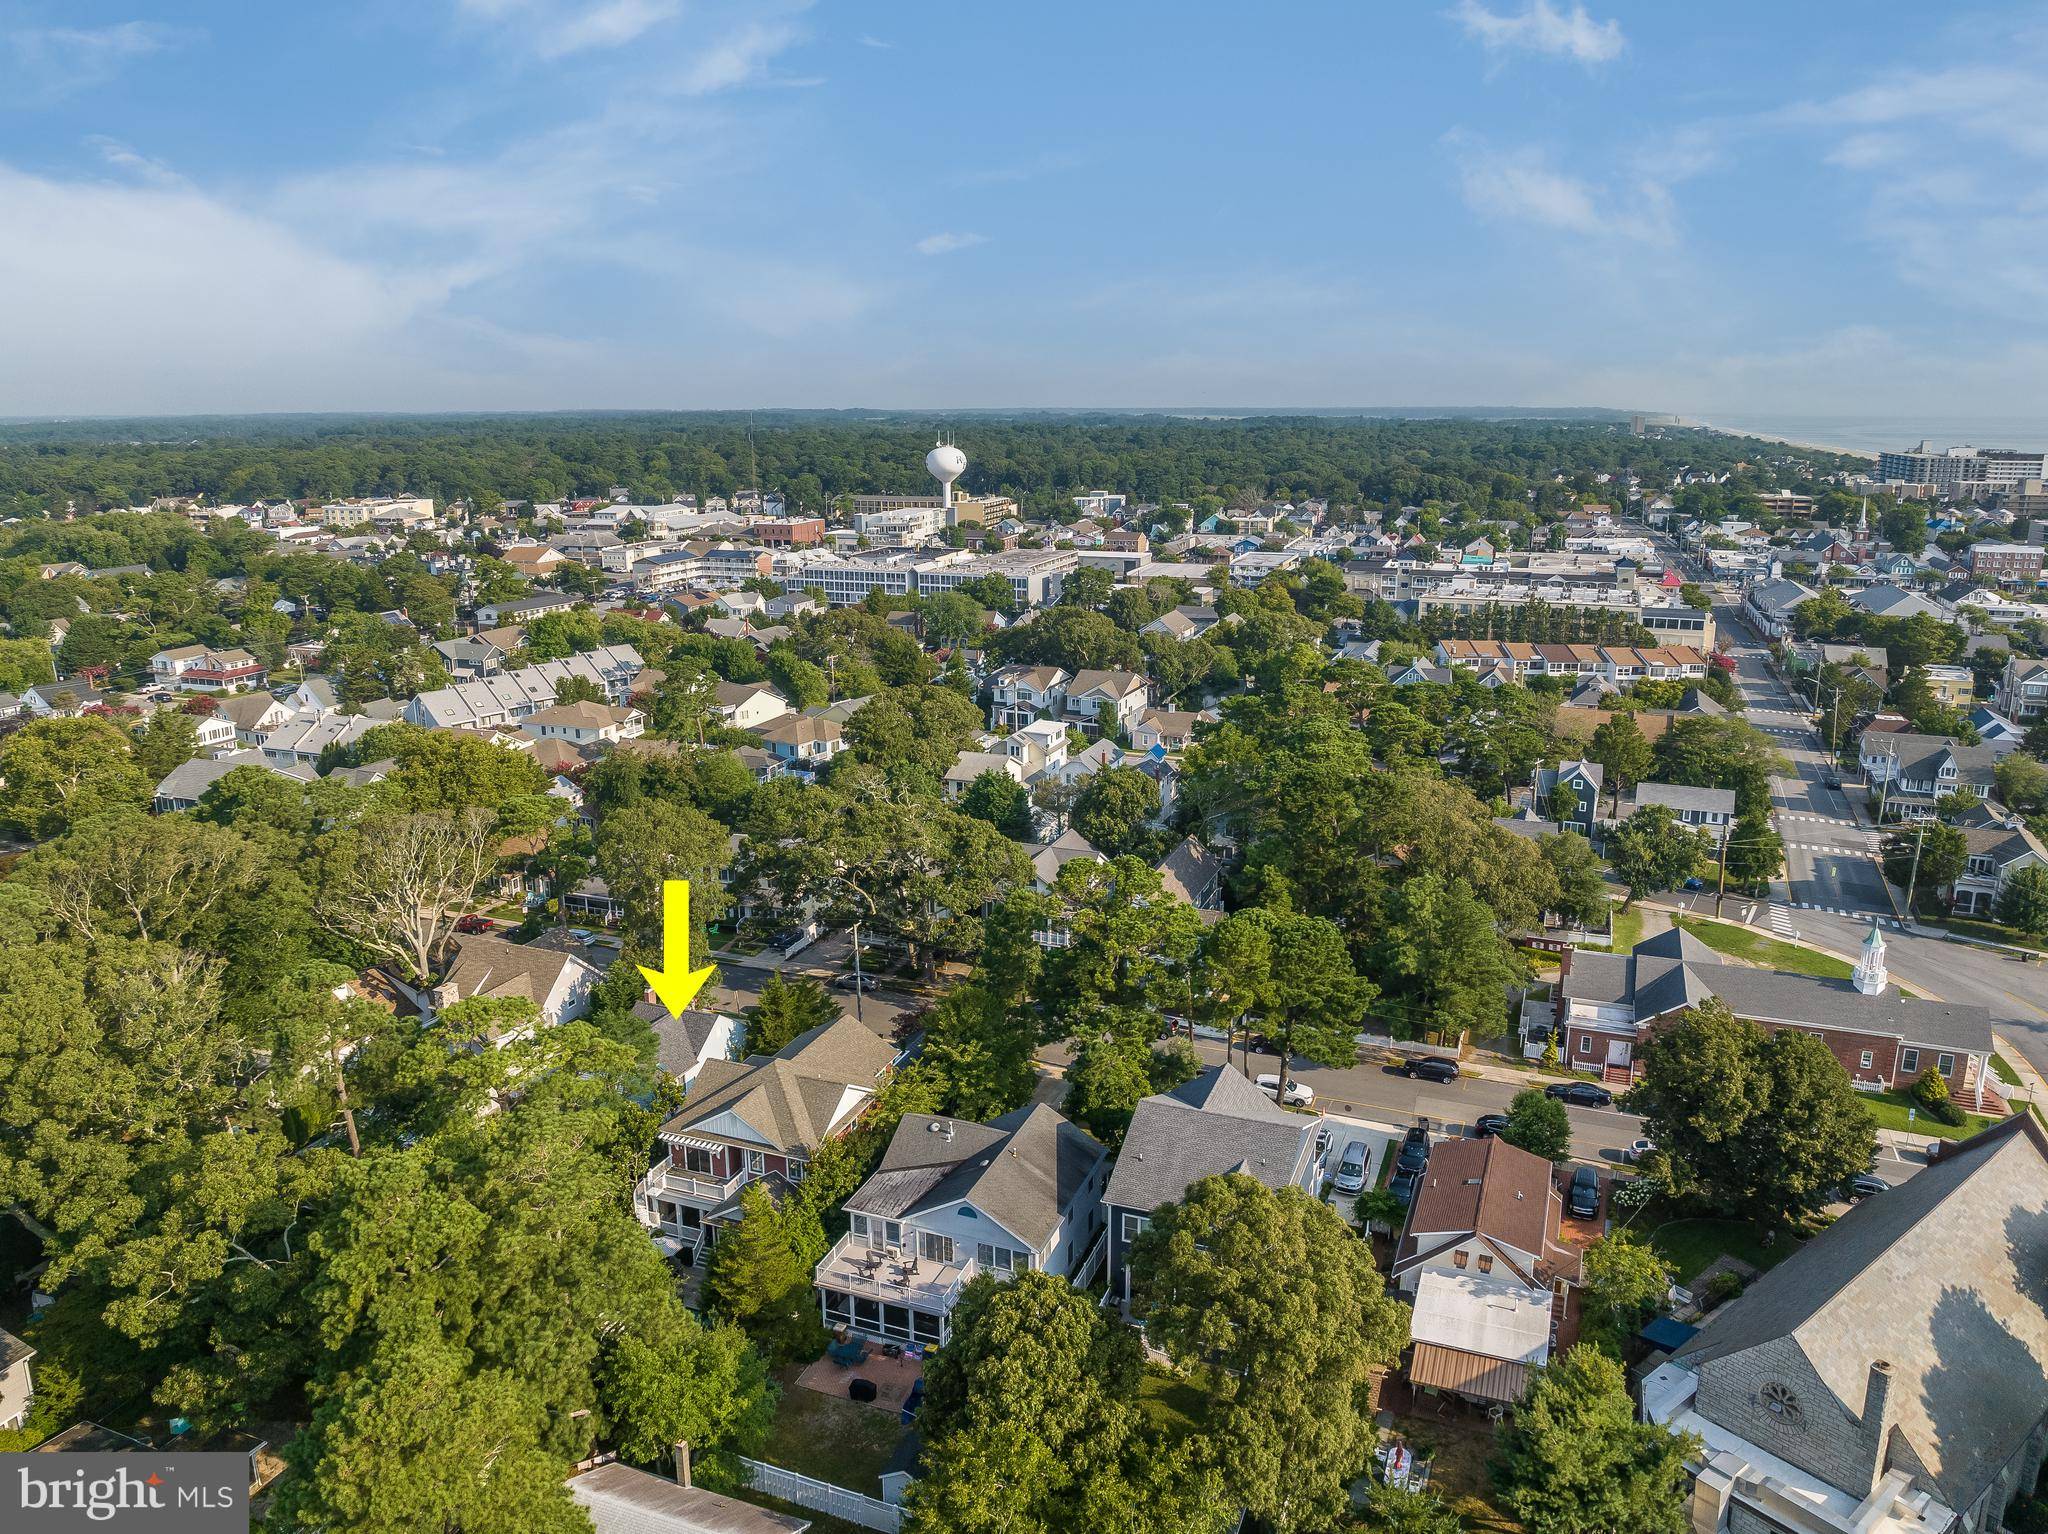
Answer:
[[815, 1233, 978, 1348]]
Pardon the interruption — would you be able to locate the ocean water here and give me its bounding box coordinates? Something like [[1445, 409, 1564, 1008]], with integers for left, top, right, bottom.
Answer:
[[1691, 414, 2048, 457]]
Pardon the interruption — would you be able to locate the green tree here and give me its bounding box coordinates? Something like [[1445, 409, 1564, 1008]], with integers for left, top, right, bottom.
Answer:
[[1493, 1345, 1693, 1534], [1577, 1237, 1676, 1358], [1994, 863, 2048, 939], [1588, 713, 1652, 820], [1370, 872, 1519, 1040], [0, 715, 151, 839], [1881, 821, 1968, 896], [1360, 1487, 1467, 1534], [1499, 1087, 1571, 1161], [1129, 1175, 1410, 1532], [960, 767, 1032, 839], [907, 1270, 1221, 1534], [747, 972, 836, 1056], [1071, 765, 1161, 856], [922, 590, 989, 649], [1062, 1035, 1155, 1144], [1994, 752, 2048, 817], [842, 684, 986, 776], [1722, 809, 1783, 890], [1632, 998, 1876, 1226], [598, 1300, 775, 1472], [593, 799, 733, 955], [703, 1181, 830, 1366], [131, 707, 201, 780], [1606, 804, 1703, 908], [1203, 907, 1371, 1099], [1541, 832, 1610, 929], [552, 674, 606, 705]]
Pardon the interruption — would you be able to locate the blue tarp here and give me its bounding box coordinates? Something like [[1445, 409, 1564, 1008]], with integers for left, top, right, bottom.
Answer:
[[1641, 1316, 1699, 1352]]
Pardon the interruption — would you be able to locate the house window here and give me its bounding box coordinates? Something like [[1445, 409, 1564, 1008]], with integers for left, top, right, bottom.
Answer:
[[920, 1231, 955, 1264], [1578, 1035, 1595, 1057], [787, 1159, 806, 1184], [977, 1244, 1027, 1273], [1937, 1053, 1955, 1078], [681, 1145, 718, 1176], [884, 1220, 904, 1250], [849, 1212, 871, 1243], [1119, 1213, 1150, 1242], [747, 1150, 766, 1176], [1859, 1051, 1874, 1069], [1477, 1254, 1494, 1275], [1453, 1250, 1468, 1269], [1901, 1048, 1920, 1075]]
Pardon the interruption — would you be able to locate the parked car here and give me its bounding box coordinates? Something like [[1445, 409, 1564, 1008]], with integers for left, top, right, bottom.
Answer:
[[768, 927, 805, 949], [1545, 1081, 1615, 1108], [832, 972, 880, 992], [1399, 1057, 1461, 1084], [454, 913, 494, 934], [1389, 1166, 1422, 1206], [1822, 771, 1842, 790], [1255, 1073, 1315, 1108], [1842, 1172, 1889, 1202], [1473, 1113, 1510, 1138], [1395, 1126, 1430, 1175], [1567, 1165, 1602, 1219], [1682, 876, 1707, 892], [1332, 1138, 1371, 1195], [1624, 1136, 1655, 1163]]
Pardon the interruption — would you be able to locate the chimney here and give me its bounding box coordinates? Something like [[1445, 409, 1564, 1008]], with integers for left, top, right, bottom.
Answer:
[[674, 1441, 692, 1489], [1862, 1360, 1894, 1442]]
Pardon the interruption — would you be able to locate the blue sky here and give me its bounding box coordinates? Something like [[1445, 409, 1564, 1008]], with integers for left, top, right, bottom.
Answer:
[[4, 1, 2048, 419]]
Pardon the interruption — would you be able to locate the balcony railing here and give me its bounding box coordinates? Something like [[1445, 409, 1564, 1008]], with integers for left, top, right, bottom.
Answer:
[[636, 1162, 746, 1208], [814, 1232, 977, 1308]]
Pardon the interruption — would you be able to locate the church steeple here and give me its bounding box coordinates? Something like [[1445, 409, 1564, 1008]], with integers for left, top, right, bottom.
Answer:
[[1852, 919, 1888, 996]]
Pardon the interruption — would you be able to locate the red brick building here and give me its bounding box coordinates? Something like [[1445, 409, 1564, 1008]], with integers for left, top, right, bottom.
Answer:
[[1545, 924, 1999, 1111], [755, 518, 826, 548]]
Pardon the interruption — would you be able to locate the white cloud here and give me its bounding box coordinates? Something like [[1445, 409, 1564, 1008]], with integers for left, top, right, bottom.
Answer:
[[675, 18, 807, 93], [1449, 137, 1673, 246], [1449, 0, 1623, 66], [4, 20, 195, 101], [914, 231, 989, 256], [534, 0, 681, 59], [856, 34, 894, 50]]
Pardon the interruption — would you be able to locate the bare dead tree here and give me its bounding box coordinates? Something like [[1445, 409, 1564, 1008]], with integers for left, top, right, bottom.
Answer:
[[319, 808, 497, 982]]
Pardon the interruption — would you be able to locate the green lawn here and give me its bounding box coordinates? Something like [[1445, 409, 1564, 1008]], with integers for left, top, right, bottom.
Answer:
[[1136, 1369, 1211, 1443], [1861, 1089, 1997, 1141], [1672, 916, 1854, 979], [1609, 905, 1645, 954], [1643, 1215, 1801, 1287], [1915, 913, 2048, 953], [759, 1375, 907, 1492], [1993, 1054, 2025, 1088]]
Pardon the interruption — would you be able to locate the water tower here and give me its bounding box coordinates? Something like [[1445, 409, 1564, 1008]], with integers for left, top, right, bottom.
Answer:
[[926, 439, 967, 512]]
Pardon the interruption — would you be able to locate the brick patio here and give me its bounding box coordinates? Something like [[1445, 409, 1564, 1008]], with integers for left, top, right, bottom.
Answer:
[[796, 1346, 924, 1416]]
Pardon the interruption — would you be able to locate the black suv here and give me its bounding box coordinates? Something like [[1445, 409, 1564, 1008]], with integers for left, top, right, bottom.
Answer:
[[1567, 1165, 1602, 1219], [1545, 1081, 1614, 1108], [1473, 1113, 1510, 1138], [1395, 1126, 1430, 1176], [1400, 1057, 1461, 1083]]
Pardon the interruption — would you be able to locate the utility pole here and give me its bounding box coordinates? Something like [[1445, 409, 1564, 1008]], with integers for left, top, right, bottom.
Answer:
[[1903, 819, 1929, 921], [1715, 819, 1731, 919]]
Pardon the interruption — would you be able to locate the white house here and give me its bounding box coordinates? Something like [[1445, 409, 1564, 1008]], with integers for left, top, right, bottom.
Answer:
[[521, 700, 645, 748], [815, 1105, 1109, 1348], [988, 664, 1070, 730], [710, 680, 793, 731], [1062, 668, 1149, 734]]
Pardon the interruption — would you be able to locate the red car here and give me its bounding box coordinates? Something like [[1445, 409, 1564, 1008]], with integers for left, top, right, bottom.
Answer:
[[454, 914, 494, 934]]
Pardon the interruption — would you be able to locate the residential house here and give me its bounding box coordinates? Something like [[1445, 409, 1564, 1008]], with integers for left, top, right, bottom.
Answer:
[[1, 1328, 34, 1432], [1948, 822, 2048, 917], [1744, 578, 1817, 639], [1104, 1066, 1326, 1303], [521, 700, 645, 748], [999, 718, 1070, 780], [1155, 835, 1224, 910], [1968, 706, 2027, 747], [433, 635, 512, 680], [151, 751, 312, 813], [1915, 664, 1975, 707], [815, 1105, 1109, 1348], [710, 680, 792, 731], [474, 590, 581, 628], [149, 644, 267, 693], [633, 999, 744, 1088], [1549, 923, 1998, 1105], [213, 690, 294, 746], [428, 931, 603, 1033], [752, 713, 845, 773], [634, 1017, 897, 1264], [1063, 669, 1149, 735], [1850, 583, 1953, 623], [1532, 759, 1603, 836], [568, 1462, 810, 1534], [1996, 656, 2048, 721], [260, 713, 377, 770], [1128, 707, 1213, 754], [988, 663, 1070, 730], [1644, 1113, 2048, 1534], [1392, 1137, 1584, 1408], [943, 750, 1027, 802], [1859, 733, 2008, 821], [1139, 605, 1221, 642], [1632, 781, 1736, 830], [403, 647, 645, 730]]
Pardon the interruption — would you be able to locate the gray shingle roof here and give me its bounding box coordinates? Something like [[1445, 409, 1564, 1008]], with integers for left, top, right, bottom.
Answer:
[[1104, 1065, 1317, 1212], [1674, 1116, 2048, 1511], [659, 1016, 895, 1154], [846, 1103, 1106, 1250], [1633, 782, 1736, 816]]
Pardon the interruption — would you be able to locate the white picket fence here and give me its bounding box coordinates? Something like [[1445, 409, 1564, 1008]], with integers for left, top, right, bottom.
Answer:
[[740, 1457, 904, 1532]]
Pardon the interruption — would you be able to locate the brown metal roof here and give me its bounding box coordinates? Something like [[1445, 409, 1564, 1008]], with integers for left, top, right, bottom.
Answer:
[[1408, 1342, 1530, 1404]]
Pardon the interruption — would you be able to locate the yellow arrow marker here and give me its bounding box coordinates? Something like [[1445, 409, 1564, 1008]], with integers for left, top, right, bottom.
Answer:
[[637, 879, 718, 1017]]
